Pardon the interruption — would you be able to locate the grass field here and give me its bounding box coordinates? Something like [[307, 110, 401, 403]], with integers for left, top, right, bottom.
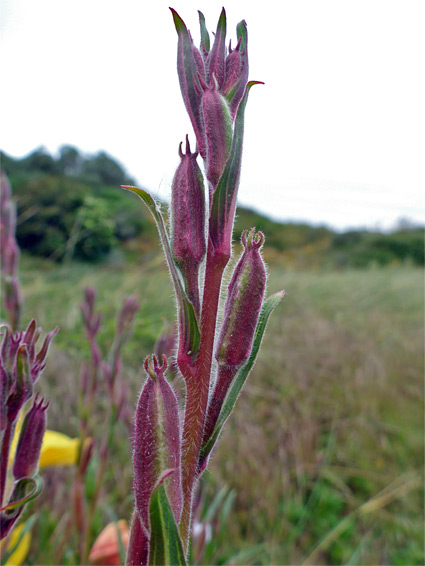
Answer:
[[18, 253, 424, 565]]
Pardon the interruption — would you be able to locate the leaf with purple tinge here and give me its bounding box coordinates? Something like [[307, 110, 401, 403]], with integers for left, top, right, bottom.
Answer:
[[122, 186, 200, 359], [149, 483, 187, 565], [0, 476, 42, 539], [205, 8, 227, 88], [209, 81, 263, 259], [198, 11, 210, 57]]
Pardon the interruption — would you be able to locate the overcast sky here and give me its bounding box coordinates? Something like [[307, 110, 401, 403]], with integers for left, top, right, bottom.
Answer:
[[1, 0, 424, 230]]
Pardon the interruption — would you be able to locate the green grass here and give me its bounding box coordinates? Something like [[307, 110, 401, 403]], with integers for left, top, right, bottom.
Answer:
[[17, 255, 424, 565]]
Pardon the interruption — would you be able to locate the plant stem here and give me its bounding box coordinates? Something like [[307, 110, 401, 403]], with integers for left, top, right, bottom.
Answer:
[[179, 248, 228, 548], [202, 364, 237, 446]]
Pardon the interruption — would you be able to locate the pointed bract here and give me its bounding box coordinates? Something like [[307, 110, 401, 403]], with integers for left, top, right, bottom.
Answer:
[[209, 82, 262, 259], [198, 11, 210, 58], [206, 8, 227, 89]]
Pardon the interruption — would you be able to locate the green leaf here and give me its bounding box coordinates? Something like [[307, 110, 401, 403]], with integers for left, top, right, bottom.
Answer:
[[236, 19, 248, 52], [122, 186, 200, 357], [199, 290, 285, 466], [149, 484, 187, 566], [1, 476, 43, 515]]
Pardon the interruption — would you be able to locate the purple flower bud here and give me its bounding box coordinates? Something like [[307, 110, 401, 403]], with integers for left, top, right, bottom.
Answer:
[[0, 322, 57, 423], [201, 84, 233, 191], [171, 136, 206, 314], [133, 355, 182, 534], [171, 136, 206, 265], [80, 287, 102, 339], [222, 20, 249, 118], [216, 228, 266, 367], [31, 326, 58, 383], [6, 345, 32, 423], [171, 9, 206, 159], [203, 229, 267, 444], [12, 395, 48, 479], [117, 295, 139, 339]]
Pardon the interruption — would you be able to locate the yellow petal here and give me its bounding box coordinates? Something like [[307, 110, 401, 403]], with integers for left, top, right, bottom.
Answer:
[[39, 430, 80, 468], [10, 417, 80, 468], [8, 413, 24, 467], [0, 523, 31, 566]]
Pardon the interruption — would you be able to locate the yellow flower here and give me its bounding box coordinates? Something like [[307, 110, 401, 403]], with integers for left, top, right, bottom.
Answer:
[[39, 430, 79, 468], [9, 413, 79, 469], [0, 523, 31, 566]]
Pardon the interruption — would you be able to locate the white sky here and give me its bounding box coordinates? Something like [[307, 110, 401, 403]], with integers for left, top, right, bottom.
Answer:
[[1, 0, 424, 230]]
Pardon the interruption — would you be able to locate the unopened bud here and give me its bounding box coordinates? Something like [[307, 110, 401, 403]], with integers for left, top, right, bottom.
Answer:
[[116, 295, 139, 339], [171, 8, 206, 158], [133, 355, 182, 534], [201, 84, 233, 190], [171, 136, 206, 265], [7, 344, 32, 422], [222, 20, 249, 117], [13, 395, 48, 479], [216, 228, 266, 367]]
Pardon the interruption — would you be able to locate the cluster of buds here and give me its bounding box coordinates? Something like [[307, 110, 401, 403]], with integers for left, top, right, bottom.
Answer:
[[124, 8, 284, 565], [0, 320, 57, 539], [0, 172, 22, 331], [79, 287, 139, 416]]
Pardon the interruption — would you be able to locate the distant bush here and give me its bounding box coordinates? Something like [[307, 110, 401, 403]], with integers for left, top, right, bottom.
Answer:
[[72, 196, 116, 261], [332, 229, 424, 267], [2, 147, 152, 261], [14, 175, 86, 259], [2, 147, 423, 267]]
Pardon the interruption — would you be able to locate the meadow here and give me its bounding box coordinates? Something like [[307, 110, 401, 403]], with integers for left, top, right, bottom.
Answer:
[[18, 252, 424, 565]]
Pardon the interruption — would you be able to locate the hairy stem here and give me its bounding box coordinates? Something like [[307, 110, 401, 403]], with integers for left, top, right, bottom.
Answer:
[[202, 364, 237, 447], [179, 247, 228, 548]]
